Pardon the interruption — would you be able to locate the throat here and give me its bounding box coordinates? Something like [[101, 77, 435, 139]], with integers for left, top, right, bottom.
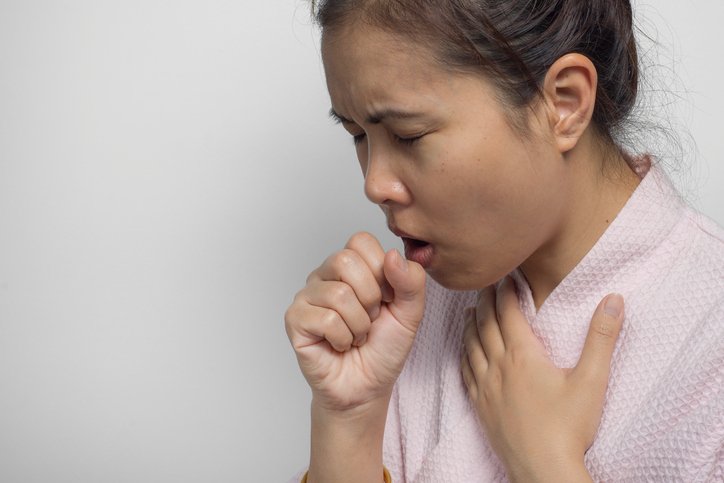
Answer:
[[521, 154, 642, 311]]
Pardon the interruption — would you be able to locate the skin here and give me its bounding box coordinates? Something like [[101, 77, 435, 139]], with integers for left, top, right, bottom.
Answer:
[[462, 278, 624, 482], [285, 22, 637, 483], [321, 24, 640, 304]]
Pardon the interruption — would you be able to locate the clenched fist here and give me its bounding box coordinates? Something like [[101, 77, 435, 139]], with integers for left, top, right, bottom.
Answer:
[[285, 232, 427, 412]]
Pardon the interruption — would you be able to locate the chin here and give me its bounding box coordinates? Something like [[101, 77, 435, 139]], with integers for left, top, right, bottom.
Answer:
[[427, 266, 504, 292]]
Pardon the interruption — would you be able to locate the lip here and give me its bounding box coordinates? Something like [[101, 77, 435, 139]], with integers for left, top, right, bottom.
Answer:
[[387, 222, 435, 268], [387, 222, 418, 240], [402, 237, 434, 268]]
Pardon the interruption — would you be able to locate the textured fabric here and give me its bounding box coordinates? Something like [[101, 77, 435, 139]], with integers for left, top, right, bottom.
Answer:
[[384, 161, 724, 482], [288, 161, 724, 482]]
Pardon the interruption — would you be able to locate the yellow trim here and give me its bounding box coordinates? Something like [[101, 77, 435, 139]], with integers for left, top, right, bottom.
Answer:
[[301, 467, 392, 482], [383, 467, 392, 482]]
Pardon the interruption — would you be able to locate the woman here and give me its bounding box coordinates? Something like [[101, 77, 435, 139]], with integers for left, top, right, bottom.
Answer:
[[285, 1, 724, 481]]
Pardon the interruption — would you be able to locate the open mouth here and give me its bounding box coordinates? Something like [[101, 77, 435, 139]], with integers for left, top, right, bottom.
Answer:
[[402, 237, 434, 268], [404, 237, 429, 249]]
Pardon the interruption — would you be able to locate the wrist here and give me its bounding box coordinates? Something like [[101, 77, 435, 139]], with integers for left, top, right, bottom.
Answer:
[[308, 396, 391, 483], [311, 392, 392, 423]]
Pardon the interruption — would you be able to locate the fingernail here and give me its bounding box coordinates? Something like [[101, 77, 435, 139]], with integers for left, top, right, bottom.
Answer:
[[394, 249, 408, 272], [604, 293, 624, 318], [358, 334, 368, 346]]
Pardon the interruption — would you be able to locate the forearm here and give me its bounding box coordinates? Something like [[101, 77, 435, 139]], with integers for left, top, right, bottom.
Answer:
[[307, 396, 390, 483]]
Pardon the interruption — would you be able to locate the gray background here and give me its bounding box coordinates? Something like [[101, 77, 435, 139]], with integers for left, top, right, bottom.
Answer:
[[0, 1, 721, 482]]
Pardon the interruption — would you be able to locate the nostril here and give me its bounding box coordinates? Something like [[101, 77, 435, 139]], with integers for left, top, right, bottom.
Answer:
[[363, 163, 411, 206], [364, 176, 391, 204]]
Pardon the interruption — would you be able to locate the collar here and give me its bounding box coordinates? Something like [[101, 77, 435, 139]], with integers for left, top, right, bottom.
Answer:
[[510, 158, 687, 365]]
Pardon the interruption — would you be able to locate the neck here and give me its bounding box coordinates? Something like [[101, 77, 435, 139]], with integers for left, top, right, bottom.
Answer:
[[519, 138, 642, 311]]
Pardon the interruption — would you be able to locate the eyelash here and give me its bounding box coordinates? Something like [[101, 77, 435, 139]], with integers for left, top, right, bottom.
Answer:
[[352, 133, 423, 146]]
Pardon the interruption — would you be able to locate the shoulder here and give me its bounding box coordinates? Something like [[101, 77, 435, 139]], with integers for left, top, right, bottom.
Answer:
[[682, 206, 724, 254], [651, 203, 724, 290]]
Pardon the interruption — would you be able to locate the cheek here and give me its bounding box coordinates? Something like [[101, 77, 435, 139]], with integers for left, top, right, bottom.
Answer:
[[423, 156, 517, 222], [429, 155, 563, 246]]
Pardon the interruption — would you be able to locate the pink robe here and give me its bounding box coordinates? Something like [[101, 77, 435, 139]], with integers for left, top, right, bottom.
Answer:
[[292, 161, 724, 481]]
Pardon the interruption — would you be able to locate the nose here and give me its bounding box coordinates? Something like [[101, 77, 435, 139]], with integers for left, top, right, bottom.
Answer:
[[363, 149, 411, 206]]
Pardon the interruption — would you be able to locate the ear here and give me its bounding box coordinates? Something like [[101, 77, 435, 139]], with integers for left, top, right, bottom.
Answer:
[[541, 53, 598, 153]]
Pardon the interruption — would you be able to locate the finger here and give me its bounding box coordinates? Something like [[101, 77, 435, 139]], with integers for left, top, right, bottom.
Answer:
[[476, 284, 505, 361], [572, 293, 625, 388], [345, 232, 394, 302], [313, 247, 384, 321], [383, 249, 426, 332], [463, 307, 488, 374], [290, 304, 355, 353], [496, 276, 539, 350], [303, 280, 372, 346], [461, 353, 478, 400]]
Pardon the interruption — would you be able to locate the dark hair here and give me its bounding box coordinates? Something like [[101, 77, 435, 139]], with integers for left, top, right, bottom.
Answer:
[[312, 0, 639, 145]]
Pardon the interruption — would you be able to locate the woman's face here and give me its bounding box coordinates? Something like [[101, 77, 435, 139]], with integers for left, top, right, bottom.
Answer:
[[321, 25, 571, 290]]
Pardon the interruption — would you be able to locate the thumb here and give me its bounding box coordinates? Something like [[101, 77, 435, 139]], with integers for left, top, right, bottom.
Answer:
[[383, 249, 426, 331], [572, 293, 625, 388]]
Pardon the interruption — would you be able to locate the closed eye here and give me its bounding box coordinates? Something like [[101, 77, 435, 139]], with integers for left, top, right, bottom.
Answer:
[[395, 134, 424, 146], [353, 133, 366, 146], [352, 132, 426, 146]]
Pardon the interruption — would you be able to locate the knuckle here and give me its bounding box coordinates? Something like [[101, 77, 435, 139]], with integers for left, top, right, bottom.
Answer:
[[347, 231, 376, 249], [481, 385, 495, 405], [593, 317, 614, 338], [462, 369, 472, 389], [486, 367, 502, 389], [330, 249, 357, 272], [331, 330, 354, 352], [362, 291, 382, 316], [329, 283, 354, 305], [291, 287, 306, 303], [321, 309, 342, 329], [363, 279, 383, 301], [284, 299, 304, 329], [283, 304, 295, 323], [481, 375, 500, 404], [462, 337, 472, 357], [283, 306, 295, 333], [305, 272, 318, 285], [507, 346, 529, 368]]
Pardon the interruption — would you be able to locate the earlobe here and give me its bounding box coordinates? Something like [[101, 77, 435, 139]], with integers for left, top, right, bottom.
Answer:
[[542, 54, 598, 153]]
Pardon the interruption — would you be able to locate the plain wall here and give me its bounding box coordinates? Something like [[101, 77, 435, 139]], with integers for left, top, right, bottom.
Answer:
[[0, 1, 721, 482]]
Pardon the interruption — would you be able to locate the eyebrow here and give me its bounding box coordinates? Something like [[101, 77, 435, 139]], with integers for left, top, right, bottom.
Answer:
[[329, 107, 426, 125]]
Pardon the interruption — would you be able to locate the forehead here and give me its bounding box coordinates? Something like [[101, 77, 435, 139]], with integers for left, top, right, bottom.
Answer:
[[320, 25, 457, 116], [321, 23, 440, 75]]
